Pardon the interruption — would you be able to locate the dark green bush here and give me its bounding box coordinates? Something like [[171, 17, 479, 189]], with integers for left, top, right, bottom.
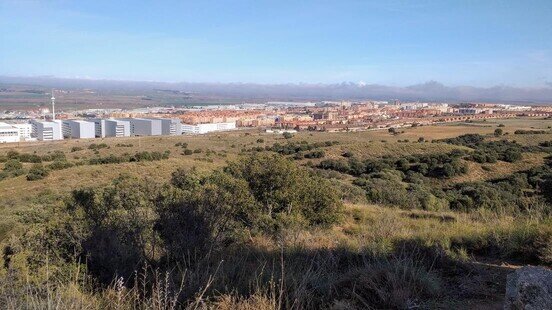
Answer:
[[47, 160, 74, 171], [26, 164, 49, 181]]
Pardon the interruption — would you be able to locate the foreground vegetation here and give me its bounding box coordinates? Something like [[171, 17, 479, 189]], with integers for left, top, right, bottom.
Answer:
[[0, 117, 551, 309]]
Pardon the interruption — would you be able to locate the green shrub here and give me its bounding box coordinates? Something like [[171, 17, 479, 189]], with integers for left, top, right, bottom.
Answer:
[[26, 164, 49, 181], [47, 160, 74, 171], [3, 159, 23, 171]]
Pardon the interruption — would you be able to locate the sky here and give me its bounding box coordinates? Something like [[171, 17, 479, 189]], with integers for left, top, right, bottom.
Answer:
[[1, 0, 551, 87]]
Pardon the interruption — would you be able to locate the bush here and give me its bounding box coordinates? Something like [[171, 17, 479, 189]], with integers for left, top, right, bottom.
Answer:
[[439, 134, 524, 163], [183, 149, 193, 155], [88, 151, 169, 165], [26, 164, 49, 181], [342, 151, 354, 158], [88, 143, 108, 150], [319, 151, 468, 179], [47, 160, 74, 171], [304, 150, 325, 159], [282, 132, 293, 139], [3, 159, 23, 171], [514, 129, 547, 135], [19, 153, 42, 163], [41, 151, 66, 162], [71, 146, 83, 152]]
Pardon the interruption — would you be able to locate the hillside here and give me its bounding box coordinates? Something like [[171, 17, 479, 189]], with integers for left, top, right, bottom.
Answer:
[[0, 117, 551, 309]]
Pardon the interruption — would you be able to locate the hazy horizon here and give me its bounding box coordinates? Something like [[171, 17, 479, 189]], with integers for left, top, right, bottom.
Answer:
[[2, 75, 552, 103]]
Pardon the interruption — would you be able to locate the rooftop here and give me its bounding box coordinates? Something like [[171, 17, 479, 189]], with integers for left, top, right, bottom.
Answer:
[[0, 122, 15, 130]]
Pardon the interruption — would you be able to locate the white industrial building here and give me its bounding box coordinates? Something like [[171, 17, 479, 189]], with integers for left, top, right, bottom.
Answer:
[[155, 118, 182, 135], [13, 123, 32, 140], [30, 120, 63, 141], [118, 118, 163, 136], [92, 119, 131, 137], [62, 120, 96, 139], [0, 122, 33, 143], [182, 122, 236, 134], [0, 122, 20, 143]]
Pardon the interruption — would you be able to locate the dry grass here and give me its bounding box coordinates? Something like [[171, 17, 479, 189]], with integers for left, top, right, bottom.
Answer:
[[0, 117, 550, 243]]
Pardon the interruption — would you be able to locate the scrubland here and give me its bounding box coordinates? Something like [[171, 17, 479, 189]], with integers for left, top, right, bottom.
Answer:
[[0, 117, 551, 309]]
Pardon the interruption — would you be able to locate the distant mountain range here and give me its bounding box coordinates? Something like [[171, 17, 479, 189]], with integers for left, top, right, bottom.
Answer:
[[1, 76, 552, 104]]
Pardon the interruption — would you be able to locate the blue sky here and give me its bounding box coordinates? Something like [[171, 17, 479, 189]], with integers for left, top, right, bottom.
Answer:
[[1, 0, 551, 86]]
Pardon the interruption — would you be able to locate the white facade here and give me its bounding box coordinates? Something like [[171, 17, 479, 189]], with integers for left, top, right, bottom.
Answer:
[[31, 120, 63, 141], [0, 122, 20, 143], [13, 123, 32, 140], [92, 119, 130, 137], [62, 120, 96, 139], [118, 118, 162, 136], [155, 118, 182, 135], [182, 122, 236, 134]]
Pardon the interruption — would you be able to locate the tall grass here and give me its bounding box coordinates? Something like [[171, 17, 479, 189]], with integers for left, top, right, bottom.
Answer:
[[1, 204, 550, 309]]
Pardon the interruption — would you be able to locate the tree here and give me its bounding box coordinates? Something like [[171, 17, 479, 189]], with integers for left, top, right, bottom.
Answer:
[[156, 171, 260, 259], [66, 175, 161, 283], [226, 153, 343, 228]]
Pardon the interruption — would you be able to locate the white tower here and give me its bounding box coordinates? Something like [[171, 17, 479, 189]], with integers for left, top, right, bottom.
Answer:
[[51, 89, 55, 120]]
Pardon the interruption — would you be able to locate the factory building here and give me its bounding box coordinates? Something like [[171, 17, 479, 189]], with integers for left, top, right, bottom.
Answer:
[[155, 118, 182, 135], [0, 122, 20, 143], [12, 123, 32, 140], [30, 120, 63, 141], [118, 118, 163, 136], [92, 119, 130, 137], [181, 122, 236, 134], [62, 120, 95, 139]]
